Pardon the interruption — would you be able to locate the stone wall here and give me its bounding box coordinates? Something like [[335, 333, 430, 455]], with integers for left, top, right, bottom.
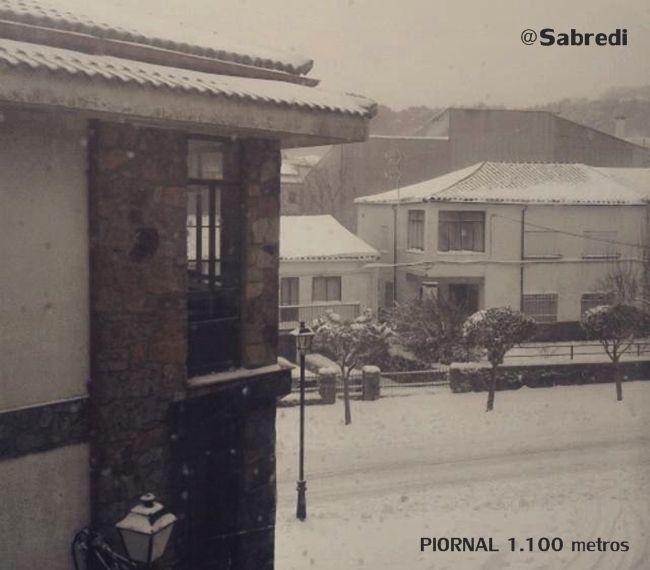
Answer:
[[240, 139, 282, 368], [450, 360, 650, 393], [88, 120, 188, 544]]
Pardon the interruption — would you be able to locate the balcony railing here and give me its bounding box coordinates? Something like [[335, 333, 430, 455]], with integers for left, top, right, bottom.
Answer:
[[279, 302, 361, 330]]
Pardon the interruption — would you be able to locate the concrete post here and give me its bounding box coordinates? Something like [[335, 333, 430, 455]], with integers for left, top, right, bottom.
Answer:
[[318, 367, 338, 404], [362, 365, 381, 401]]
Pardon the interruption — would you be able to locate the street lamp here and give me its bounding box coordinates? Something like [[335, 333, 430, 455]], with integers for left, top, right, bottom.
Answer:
[[72, 493, 177, 570], [290, 321, 315, 521]]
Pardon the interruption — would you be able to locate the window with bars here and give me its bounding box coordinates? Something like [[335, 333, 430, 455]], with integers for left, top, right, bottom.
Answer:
[[582, 231, 619, 258], [312, 276, 342, 302], [581, 292, 614, 315], [522, 293, 558, 323], [407, 210, 425, 250], [186, 139, 242, 376], [438, 211, 485, 252]]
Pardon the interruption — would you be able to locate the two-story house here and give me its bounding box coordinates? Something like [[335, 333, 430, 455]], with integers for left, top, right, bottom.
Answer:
[[356, 162, 648, 336], [0, 1, 375, 569], [277, 215, 379, 357]]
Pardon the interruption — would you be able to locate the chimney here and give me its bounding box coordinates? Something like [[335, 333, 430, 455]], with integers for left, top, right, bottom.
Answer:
[[615, 116, 626, 139]]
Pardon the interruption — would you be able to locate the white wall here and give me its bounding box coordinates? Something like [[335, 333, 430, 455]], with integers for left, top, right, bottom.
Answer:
[[358, 200, 646, 320], [0, 444, 90, 570], [280, 258, 378, 313], [0, 110, 89, 411], [0, 109, 91, 570]]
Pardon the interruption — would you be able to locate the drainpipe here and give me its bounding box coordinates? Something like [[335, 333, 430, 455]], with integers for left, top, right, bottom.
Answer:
[[393, 203, 398, 305], [520, 205, 528, 311]]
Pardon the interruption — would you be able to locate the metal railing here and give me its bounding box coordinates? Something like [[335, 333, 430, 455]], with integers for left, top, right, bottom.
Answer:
[[505, 340, 649, 361]]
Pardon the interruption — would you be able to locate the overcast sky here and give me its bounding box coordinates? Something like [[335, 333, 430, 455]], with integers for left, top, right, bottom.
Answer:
[[121, 0, 649, 109]]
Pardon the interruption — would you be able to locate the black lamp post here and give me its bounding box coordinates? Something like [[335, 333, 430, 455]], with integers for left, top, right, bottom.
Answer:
[[72, 493, 177, 570], [290, 320, 315, 521]]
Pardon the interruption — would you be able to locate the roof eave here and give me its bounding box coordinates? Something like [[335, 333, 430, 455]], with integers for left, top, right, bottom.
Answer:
[[0, 66, 372, 146]]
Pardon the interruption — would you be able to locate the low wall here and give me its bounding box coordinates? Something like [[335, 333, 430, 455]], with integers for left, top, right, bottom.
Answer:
[[450, 360, 650, 393]]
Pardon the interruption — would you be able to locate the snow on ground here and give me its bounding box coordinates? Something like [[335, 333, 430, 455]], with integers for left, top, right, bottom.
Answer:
[[275, 382, 650, 570]]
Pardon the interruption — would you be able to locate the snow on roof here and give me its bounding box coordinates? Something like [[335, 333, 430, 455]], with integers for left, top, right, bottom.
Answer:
[[355, 162, 649, 206], [0, 39, 375, 118], [595, 167, 650, 199], [280, 215, 379, 261], [0, 0, 312, 75]]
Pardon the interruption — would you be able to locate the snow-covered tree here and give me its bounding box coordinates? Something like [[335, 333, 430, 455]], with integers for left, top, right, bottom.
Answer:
[[581, 304, 649, 401], [463, 307, 536, 412], [386, 296, 467, 365], [313, 309, 392, 425]]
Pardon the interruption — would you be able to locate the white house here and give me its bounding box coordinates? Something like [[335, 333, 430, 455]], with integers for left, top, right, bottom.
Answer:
[[355, 162, 648, 332], [279, 215, 379, 333]]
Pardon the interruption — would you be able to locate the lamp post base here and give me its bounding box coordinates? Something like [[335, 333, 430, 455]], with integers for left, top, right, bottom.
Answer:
[[296, 480, 307, 521]]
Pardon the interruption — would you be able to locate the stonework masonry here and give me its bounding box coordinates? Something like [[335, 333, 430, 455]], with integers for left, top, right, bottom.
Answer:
[[88, 121, 289, 569]]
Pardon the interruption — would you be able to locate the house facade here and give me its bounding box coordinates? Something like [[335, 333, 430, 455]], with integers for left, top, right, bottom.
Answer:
[[283, 108, 650, 232], [0, 2, 375, 569], [277, 215, 379, 357], [356, 162, 648, 334]]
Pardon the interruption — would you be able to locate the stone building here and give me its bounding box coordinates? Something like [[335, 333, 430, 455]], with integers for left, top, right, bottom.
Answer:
[[0, 1, 375, 569]]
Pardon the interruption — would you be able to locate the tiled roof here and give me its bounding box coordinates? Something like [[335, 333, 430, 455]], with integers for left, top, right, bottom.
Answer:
[[0, 0, 312, 75], [595, 167, 650, 199], [0, 39, 376, 117], [280, 215, 379, 261], [355, 162, 648, 206]]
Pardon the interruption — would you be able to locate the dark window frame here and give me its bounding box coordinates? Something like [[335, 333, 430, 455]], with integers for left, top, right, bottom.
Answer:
[[312, 276, 342, 302], [407, 209, 425, 251], [186, 138, 243, 376], [438, 210, 485, 252]]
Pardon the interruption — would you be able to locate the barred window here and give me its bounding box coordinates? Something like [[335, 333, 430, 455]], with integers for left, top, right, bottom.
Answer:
[[186, 139, 241, 376], [438, 211, 485, 252], [407, 210, 425, 250], [312, 276, 341, 302], [523, 293, 558, 323], [581, 292, 614, 316]]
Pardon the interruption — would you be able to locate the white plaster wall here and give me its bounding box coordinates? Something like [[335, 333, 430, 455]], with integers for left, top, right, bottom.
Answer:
[[0, 444, 90, 570], [280, 259, 378, 313], [0, 110, 89, 411]]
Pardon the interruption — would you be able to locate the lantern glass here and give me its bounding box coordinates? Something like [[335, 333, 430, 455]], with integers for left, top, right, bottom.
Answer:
[[116, 493, 177, 565], [290, 321, 315, 355]]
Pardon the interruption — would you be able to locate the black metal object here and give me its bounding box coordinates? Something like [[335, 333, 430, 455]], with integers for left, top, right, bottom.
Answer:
[[296, 349, 307, 521], [72, 529, 140, 570]]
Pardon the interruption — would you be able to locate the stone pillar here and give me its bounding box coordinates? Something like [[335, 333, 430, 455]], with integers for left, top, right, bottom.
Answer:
[[87, 121, 188, 554], [318, 367, 338, 404], [240, 139, 282, 368], [362, 365, 381, 401]]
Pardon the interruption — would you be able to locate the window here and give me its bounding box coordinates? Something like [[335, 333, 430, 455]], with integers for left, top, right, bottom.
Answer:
[[448, 283, 480, 314], [312, 276, 341, 302], [279, 277, 300, 322], [583, 231, 619, 258], [522, 293, 558, 323], [581, 292, 614, 315], [280, 277, 300, 306], [438, 211, 485, 252], [186, 139, 241, 376], [380, 225, 389, 252], [288, 190, 297, 205], [407, 210, 425, 250], [524, 230, 560, 258]]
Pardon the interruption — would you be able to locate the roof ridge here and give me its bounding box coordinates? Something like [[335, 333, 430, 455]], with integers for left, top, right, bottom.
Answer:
[[425, 161, 486, 201]]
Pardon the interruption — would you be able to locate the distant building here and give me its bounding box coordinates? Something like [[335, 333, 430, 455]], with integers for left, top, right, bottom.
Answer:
[[286, 108, 650, 231], [278, 215, 379, 358], [356, 162, 649, 338]]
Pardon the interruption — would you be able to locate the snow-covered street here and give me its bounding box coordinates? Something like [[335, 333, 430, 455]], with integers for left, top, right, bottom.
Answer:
[[274, 382, 650, 570]]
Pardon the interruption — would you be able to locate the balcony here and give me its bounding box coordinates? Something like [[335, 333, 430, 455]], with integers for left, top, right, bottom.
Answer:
[[279, 302, 361, 331]]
